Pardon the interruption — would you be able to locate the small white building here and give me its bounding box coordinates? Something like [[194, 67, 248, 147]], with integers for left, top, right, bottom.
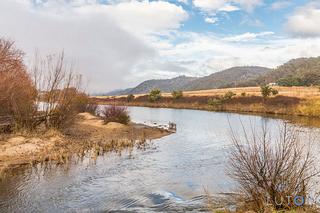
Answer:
[[268, 82, 278, 86]]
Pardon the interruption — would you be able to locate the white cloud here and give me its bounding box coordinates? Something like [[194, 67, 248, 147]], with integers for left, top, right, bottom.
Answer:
[[219, 4, 240, 12], [270, 0, 292, 10], [193, 0, 262, 13], [233, 0, 263, 12], [0, 0, 188, 92], [132, 59, 191, 80], [96, 1, 188, 36], [154, 32, 320, 78], [33, 0, 188, 37], [286, 2, 320, 38], [205, 17, 218, 24], [193, 0, 227, 13], [177, 0, 188, 4], [192, 0, 263, 24], [223, 31, 274, 42]]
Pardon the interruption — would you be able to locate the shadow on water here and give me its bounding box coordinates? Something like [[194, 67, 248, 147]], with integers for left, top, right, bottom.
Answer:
[[1, 106, 320, 212]]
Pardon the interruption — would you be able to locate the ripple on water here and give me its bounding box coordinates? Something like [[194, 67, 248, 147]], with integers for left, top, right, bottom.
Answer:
[[111, 191, 209, 212]]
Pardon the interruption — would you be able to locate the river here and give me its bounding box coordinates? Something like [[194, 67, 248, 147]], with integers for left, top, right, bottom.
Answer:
[[1, 106, 319, 212]]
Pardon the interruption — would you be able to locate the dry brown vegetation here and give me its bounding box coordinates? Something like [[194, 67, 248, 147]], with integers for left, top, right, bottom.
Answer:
[[94, 86, 320, 118], [205, 123, 320, 213], [95, 86, 320, 99], [32, 52, 96, 129], [0, 38, 99, 132], [0, 113, 170, 174], [101, 105, 130, 125], [228, 122, 319, 212], [0, 39, 37, 129]]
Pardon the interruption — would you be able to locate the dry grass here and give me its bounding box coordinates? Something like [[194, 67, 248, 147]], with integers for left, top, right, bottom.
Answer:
[[94, 86, 320, 118], [94, 86, 320, 99], [0, 113, 170, 174], [181, 86, 320, 98], [297, 99, 320, 117]]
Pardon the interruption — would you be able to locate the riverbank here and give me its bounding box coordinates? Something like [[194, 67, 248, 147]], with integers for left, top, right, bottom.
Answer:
[[0, 113, 170, 173], [93, 87, 320, 118]]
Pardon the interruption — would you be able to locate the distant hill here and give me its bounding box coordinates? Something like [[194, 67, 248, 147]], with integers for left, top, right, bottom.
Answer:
[[128, 75, 197, 94], [105, 76, 197, 95], [106, 66, 271, 95], [184, 66, 270, 91], [239, 57, 320, 87], [263, 57, 320, 86], [103, 88, 134, 96]]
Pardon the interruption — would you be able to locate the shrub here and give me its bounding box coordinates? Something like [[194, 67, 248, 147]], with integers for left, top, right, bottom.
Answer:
[[260, 85, 278, 98], [241, 92, 246, 97], [46, 88, 88, 128], [208, 98, 223, 107], [229, 122, 319, 211], [72, 92, 91, 113], [223, 91, 236, 100], [171, 90, 183, 100], [207, 92, 235, 109], [0, 39, 37, 129], [260, 85, 272, 98], [126, 94, 135, 102], [271, 89, 279, 95], [72, 93, 98, 115], [101, 105, 130, 125], [148, 89, 162, 102]]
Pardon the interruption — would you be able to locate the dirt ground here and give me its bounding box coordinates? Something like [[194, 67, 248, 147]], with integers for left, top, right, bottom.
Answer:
[[0, 113, 171, 173]]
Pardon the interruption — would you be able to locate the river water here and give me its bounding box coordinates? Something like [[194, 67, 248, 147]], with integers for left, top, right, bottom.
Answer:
[[1, 107, 319, 212]]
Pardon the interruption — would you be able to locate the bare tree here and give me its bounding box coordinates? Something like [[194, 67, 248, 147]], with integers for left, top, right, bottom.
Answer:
[[31, 52, 89, 129], [228, 121, 319, 211]]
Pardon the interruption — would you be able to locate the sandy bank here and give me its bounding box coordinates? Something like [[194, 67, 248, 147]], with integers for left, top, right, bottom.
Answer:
[[0, 113, 171, 173]]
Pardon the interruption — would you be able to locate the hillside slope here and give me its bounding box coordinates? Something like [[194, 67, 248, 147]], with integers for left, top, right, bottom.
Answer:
[[131, 76, 197, 94], [265, 57, 320, 86], [184, 66, 270, 90], [106, 76, 197, 95], [106, 66, 271, 95]]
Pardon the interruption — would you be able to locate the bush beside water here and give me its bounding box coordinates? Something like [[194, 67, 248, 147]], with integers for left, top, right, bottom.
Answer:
[[171, 90, 183, 100], [148, 89, 162, 102], [101, 105, 130, 125]]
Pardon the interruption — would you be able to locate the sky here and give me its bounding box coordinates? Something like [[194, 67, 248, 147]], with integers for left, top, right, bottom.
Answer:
[[1, 0, 320, 92]]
